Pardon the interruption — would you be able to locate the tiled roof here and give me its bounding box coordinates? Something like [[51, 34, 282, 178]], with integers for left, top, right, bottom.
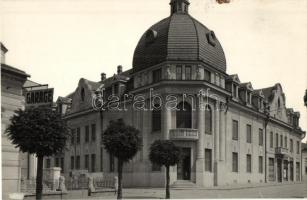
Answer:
[[133, 13, 226, 73]]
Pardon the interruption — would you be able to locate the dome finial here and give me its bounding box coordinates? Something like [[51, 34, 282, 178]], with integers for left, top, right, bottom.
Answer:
[[170, 0, 190, 15]]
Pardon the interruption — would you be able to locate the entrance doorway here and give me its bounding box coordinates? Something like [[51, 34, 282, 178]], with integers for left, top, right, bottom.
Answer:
[[277, 159, 282, 182], [177, 148, 191, 180]]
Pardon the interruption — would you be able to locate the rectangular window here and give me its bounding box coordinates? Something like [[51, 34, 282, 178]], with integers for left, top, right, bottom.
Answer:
[[246, 154, 252, 173], [290, 139, 293, 152], [91, 124, 96, 142], [152, 109, 161, 132], [176, 65, 182, 80], [91, 154, 96, 172], [276, 133, 279, 147], [76, 156, 80, 170], [46, 158, 51, 168], [110, 153, 115, 172], [85, 154, 89, 170], [55, 158, 60, 167], [77, 127, 80, 144], [60, 157, 64, 173], [205, 149, 212, 172], [296, 141, 300, 154], [232, 152, 238, 172], [246, 124, 252, 143], [268, 158, 275, 181], [71, 129, 75, 145], [70, 156, 74, 170], [258, 156, 263, 173], [280, 135, 283, 147], [85, 126, 89, 142], [204, 69, 211, 82], [270, 132, 273, 148], [152, 163, 161, 172], [185, 66, 191, 80], [100, 147, 103, 172], [259, 128, 263, 146], [152, 68, 162, 83], [232, 120, 238, 140], [285, 136, 287, 148], [296, 162, 300, 181]]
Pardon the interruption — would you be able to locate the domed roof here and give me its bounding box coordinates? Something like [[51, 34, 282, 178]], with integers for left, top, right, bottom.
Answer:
[[133, 1, 226, 73]]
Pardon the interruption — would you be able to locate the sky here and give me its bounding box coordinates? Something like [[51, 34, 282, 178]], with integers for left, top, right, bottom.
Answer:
[[1, 0, 307, 141]]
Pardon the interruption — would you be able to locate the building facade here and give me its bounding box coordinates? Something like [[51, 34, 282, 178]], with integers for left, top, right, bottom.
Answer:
[[1, 43, 30, 198], [302, 143, 307, 182], [47, 0, 305, 187]]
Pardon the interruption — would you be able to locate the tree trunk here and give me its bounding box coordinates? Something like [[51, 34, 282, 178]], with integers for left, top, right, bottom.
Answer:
[[36, 155, 44, 200], [165, 165, 170, 199], [117, 159, 123, 199]]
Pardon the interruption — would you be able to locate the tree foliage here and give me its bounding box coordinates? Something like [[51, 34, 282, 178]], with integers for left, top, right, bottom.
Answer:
[[103, 119, 141, 162], [103, 119, 141, 199], [6, 107, 70, 157], [149, 140, 181, 167]]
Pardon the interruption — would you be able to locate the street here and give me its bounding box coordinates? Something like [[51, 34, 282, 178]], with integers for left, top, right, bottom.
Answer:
[[24, 182, 307, 199]]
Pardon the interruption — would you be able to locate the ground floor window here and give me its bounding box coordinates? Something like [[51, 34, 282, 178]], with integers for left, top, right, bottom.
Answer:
[[268, 158, 275, 181], [110, 153, 115, 172], [100, 147, 103, 172], [246, 154, 252, 173], [85, 154, 89, 170], [232, 152, 238, 172], [70, 156, 74, 170], [258, 156, 263, 173], [60, 157, 64, 173], [205, 149, 212, 172], [91, 154, 96, 172], [283, 160, 288, 181], [152, 163, 161, 172], [46, 158, 51, 169], [296, 162, 300, 181], [290, 161, 294, 181], [76, 155, 80, 170]]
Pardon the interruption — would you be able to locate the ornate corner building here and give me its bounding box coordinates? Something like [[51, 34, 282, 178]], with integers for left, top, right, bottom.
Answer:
[[49, 0, 306, 187]]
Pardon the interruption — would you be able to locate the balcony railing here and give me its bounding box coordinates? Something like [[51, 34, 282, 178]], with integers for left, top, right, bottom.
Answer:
[[169, 128, 199, 141], [275, 147, 289, 155]]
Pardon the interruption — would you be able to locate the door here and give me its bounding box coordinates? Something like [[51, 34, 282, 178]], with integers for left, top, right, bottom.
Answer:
[[277, 159, 282, 182], [177, 148, 191, 180]]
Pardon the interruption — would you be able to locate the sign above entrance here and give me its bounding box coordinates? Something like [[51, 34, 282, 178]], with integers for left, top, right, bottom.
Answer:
[[169, 129, 199, 141], [24, 86, 54, 108]]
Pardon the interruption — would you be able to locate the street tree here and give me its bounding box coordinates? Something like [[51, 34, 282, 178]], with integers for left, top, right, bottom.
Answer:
[[102, 119, 141, 199], [149, 140, 181, 199], [6, 107, 69, 200]]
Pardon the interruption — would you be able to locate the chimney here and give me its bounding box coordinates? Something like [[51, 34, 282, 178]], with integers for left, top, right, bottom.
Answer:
[[117, 65, 123, 74], [101, 73, 106, 81]]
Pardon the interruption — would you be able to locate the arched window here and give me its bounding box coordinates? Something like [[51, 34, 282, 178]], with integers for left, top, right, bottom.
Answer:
[[176, 102, 192, 128], [205, 105, 212, 134], [81, 88, 85, 102], [152, 105, 161, 132]]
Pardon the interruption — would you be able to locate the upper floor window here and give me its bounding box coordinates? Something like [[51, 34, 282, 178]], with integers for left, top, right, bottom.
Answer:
[[176, 65, 182, 80], [280, 135, 283, 147], [232, 120, 239, 140], [176, 102, 192, 128], [290, 139, 293, 152], [152, 105, 161, 132], [296, 141, 300, 154], [81, 87, 85, 101], [152, 68, 162, 83], [91, 124, 96, 142], [204, 69, 211, 82], [276, 133, 279, 147], [71, 129, 75, 145], [285, 136, 287, 148], [185, 66, 191, 80], [259, 128, 263, 146], [270, 132, 273, 148], [85, 125, 89, 142], [76, 127, 80, 144], [205, 105, 212, 135], [246, 124, 252, 143]]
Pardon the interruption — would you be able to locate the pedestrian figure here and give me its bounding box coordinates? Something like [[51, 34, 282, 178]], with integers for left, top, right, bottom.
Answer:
[[114, 176, 118, 195], [88, 176, 95, 196]]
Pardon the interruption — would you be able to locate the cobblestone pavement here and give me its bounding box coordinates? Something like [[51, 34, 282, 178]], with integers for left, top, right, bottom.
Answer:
[[24, 182, 307, 199]]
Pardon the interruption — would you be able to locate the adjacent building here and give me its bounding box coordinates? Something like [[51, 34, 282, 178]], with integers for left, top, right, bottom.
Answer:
[[47, 0, 305, 188], [1, 43, 30, 198], [302, 143, 307, 182]]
